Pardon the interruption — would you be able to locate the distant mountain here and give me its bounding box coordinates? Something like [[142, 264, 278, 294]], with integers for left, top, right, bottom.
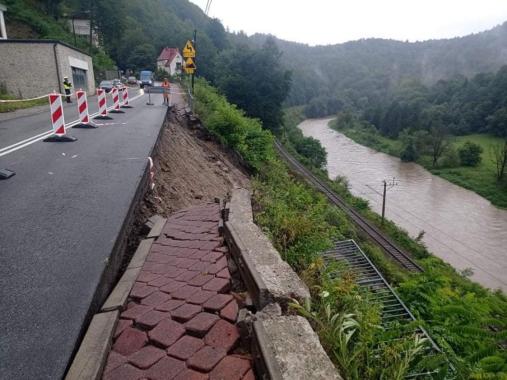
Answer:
[[238, 22, 507, 108]]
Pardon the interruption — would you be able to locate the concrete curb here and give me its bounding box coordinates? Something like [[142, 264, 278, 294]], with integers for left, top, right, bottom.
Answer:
[[224, 188, 310, 310], [223, 188, 342, 380], [65, 215, 166, 379], [65, 311, 119, 380]]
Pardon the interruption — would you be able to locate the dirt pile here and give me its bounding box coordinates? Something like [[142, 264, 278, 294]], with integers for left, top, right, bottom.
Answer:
[[141, 107, 250, 217]]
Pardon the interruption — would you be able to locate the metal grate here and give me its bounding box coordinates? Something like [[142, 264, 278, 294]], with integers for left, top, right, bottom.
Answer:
[[323, 239, 445, 378]]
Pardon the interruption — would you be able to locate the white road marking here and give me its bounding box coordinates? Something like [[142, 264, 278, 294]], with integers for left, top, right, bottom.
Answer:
[[0, 92, 145, 158]]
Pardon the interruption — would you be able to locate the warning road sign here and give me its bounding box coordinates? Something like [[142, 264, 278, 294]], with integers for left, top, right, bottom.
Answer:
[[183, 40, 196, 58], [184, 57, 196, 74]]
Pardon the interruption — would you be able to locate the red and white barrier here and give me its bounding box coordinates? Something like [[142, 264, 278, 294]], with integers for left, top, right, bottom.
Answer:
[[121, 88, 133, 109], [95, 88, 112, 120], [73, 90, 97, 128], [43, 93, 77, 142], [110, 88, 124, 114]]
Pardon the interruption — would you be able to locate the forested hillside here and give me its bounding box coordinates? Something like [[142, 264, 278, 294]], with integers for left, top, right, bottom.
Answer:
[[242, 23, 507, 116]]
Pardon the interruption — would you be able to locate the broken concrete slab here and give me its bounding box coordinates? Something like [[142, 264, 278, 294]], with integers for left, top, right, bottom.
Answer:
[[254, 315, 342, 380], [224, 189, 310, 309], [65, 311, 119, 380]]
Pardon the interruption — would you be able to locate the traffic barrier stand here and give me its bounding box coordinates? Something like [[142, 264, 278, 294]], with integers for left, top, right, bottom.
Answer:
[[43, 93, 77, 142], [94, 88, 112, 120], [73, 89, 98, 129], [109, 88, 124, 114], [0, 168, 15, 180], [121, 87, 133, 109], [146, 86, 154, 106]]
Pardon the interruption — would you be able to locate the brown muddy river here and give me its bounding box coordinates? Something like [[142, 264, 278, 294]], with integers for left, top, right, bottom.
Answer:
[[300, 118, 507, 292]]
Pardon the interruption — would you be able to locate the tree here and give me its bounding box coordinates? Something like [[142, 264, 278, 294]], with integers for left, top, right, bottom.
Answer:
[[491, 140, 507, 180], [427, 126, 451, 167], [214, 38, 292, 133], [458, 142, 483, 166]]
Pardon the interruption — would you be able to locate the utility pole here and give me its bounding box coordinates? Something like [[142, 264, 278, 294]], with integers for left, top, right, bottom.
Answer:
[[88, 0, 93, 55], [381, 177, 397, 225]]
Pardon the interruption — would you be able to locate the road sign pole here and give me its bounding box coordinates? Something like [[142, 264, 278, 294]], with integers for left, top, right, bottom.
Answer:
[[146, 85, 154, 106], [191, 29, 197, 95]]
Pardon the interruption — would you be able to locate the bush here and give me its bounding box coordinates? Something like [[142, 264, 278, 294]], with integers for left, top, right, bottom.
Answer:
[[400, 142, 419, 162], [440, 147, 460, 168], [458, 141, 483, 166]]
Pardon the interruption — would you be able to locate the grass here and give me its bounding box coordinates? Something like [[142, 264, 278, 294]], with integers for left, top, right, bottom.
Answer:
[[0, 94, 48, 113], [194, 83, 507, 379], [331, 121, 507, 208]]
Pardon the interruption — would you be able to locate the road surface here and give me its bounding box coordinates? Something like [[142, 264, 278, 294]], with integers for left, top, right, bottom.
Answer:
[[0, 91, 168, 379]]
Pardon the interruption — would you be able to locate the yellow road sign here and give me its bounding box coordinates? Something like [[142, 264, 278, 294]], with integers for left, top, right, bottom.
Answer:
[[183, 40, 196, 58], [185, 67, 196, 75], [185, 57, 196, 69]]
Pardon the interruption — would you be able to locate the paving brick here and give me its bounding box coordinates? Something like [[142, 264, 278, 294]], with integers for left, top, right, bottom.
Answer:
[[216, 267, 231, 279], [242, 369, 255, 380], [174, 369, 209, 380], [209, 356, 251, 380], [147, 275, 174, 288], [103, 351, 127, 374], [135, 309, 171, 329], [156, 299, 186, 312], [204, 320, 240, 352], [145, 356, 186, 380], [130, 283, 158, 300], [199, 241, 222, 251], [189, 261, 209, 272], [185, 312, 220, 336], [171, 303, 202, 322], [147, 253, 173, 264], [171, 285, 201, 300], [188, 274, 214, 287], [137, 271, 162, 283], [160, 280, 186, 294], [202, 278, 230, 293], [128, 345, 166, 369], [121, 304, 153, 320], [143, 262, 173, 274], [114, 319, 133, 339], [220, 301, 239, 323], [113, 327, 148, 356], [148, 319, 186, 348], [215, 257, 228, 271], [190, 250, 210, 260], [103, 363, 145, 380], [164, 267, 186, 279], [167, 335, 205, 360], [187, 346, 227, 372], [214, 246, 228, 253], [177, 259, 199, 269], [200, 251, 223, 263], [188, 290, 217, 305], [203, 294, 233, 312], [174, 270, 200, 282], [141, 291, 172, 307]]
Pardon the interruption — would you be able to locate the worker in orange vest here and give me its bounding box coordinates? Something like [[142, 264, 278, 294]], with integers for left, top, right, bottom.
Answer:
[[162, 78, 170, 105]]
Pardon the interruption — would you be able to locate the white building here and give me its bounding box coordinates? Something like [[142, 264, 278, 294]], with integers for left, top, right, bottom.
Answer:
[[0, 3, 7, 39], [157, 47, 183, 76]]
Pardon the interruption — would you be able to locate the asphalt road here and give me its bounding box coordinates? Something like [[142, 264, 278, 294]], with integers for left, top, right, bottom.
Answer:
[[0, 91, 168, 379]]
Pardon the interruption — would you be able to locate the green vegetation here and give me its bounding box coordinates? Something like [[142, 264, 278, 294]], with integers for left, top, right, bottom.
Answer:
[[195, 80, 507, 379], [331, 116, 507, 208], [0, 91, 47, 113]]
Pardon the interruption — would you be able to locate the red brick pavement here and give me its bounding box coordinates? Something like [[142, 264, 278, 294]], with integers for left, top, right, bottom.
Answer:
[[102, 203, 253, 380]]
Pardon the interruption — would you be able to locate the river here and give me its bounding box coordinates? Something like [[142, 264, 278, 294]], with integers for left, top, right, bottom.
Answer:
[[299, 118, 507, 292]]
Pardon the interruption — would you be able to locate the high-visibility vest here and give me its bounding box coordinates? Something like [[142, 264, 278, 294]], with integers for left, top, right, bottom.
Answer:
[[63, 82, 72, 90]]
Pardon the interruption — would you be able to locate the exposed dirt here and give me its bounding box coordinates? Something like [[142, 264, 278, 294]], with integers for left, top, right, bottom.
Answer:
[[141, 103, 250, 218]]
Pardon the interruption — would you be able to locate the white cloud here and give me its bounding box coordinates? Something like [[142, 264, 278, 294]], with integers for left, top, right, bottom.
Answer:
[[189, 0, 507, 45]]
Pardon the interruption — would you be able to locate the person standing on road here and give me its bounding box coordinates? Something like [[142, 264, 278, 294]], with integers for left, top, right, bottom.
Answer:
[[63, 77, 72, 103], [162, 77, 170, 105]]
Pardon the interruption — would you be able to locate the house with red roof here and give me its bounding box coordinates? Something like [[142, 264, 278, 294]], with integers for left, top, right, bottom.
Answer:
[[157, 47, 183, 76]]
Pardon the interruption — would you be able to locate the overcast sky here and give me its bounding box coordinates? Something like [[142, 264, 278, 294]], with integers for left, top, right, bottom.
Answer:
[[188, 0, 507, 45]]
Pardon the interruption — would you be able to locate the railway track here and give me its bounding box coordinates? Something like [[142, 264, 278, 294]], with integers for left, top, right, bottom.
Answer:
[[275, 140, 423, 272]]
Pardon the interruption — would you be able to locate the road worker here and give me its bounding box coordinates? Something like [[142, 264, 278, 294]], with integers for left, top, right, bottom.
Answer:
[[162, 77, 170, 105], [63, 77, 73, 103]]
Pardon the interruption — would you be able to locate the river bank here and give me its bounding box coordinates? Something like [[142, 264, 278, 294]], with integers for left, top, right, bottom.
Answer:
[[299, 118, 507, 292], [331, 120, 507, 208]]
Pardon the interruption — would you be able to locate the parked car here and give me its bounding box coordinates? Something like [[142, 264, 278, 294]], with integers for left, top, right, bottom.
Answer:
[[98, 80, 114, 93], [128, 76, 137, 85], [112, 79, 124, 90]]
